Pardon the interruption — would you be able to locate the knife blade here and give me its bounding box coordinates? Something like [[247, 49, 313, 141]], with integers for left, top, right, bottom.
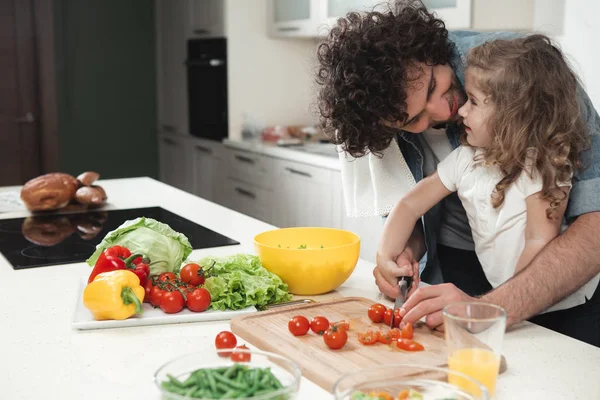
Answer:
[[390, 276, 413, 328]]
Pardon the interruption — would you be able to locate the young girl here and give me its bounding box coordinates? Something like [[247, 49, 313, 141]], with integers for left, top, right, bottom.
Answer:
[[377, 34, 589, 296]]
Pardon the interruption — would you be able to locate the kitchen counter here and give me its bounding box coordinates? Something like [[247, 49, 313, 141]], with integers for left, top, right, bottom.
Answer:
[[223, 138, 342, 171], [2, 177, 599, 399]]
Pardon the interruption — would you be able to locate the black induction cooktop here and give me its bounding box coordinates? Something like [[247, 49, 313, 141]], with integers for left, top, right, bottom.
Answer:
[[0, 207, 239, 270]]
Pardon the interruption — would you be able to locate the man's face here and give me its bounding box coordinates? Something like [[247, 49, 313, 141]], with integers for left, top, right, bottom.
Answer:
[[386, 63, 465, 133]]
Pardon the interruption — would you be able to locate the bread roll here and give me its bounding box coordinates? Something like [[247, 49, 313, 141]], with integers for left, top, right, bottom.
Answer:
[[20, 173, 79, 211], [75, 185, 107, 206], [76, 171, 100, 187]]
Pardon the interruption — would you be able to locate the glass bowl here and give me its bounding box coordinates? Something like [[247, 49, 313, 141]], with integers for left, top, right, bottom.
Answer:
[[333, 364, 490, 400], [154, 349, 302, 400]]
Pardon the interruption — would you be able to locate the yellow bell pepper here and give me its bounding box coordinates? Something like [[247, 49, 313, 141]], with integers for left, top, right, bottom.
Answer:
[[83, 269, 144, 320]]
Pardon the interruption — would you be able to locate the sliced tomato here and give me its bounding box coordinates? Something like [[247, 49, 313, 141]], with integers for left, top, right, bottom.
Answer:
[[329, 320, 350, 332], [396, 338, 425, 352], [389, 328, 402, 340], [367, 392, 393, 400], [400, 322, 414, 339], [378, 330, 393, 345], [357, 329, 380, 345]]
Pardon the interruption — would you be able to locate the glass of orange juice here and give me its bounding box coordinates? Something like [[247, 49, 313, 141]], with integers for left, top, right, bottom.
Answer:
[[442, 302, 506, 398]]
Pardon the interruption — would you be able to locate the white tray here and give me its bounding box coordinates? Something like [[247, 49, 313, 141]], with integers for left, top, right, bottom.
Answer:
[[72, 277, 257, 330]]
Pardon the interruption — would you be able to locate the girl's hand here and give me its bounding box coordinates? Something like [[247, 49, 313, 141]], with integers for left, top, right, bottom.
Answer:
[[374, 250, 420, 298]]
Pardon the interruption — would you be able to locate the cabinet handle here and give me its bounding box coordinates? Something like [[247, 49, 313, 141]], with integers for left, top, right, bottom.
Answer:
[[285, 167, 312, 178], [277, 26, 300, 32], [193, 29, 210, 35], [234, 187, 256, 199], [234, 155, 255, 164], [162, 124, 176, 133], [163, 138, 177, 146], [195, 145, 213, 154]]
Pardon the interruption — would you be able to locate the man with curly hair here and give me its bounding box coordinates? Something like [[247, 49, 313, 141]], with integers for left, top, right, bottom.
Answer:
[[317, 0, 600, 346]]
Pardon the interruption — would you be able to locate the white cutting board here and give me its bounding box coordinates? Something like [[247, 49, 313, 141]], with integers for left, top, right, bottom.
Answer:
[[72, 277, 257, 330]]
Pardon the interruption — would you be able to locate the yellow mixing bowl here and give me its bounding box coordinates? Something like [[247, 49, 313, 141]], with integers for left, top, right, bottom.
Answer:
[[254, 227, 360, 295]]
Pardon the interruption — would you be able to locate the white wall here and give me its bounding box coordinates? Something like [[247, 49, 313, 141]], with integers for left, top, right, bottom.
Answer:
[[554, 0, 600, 110], [225, 0, 318, 140]]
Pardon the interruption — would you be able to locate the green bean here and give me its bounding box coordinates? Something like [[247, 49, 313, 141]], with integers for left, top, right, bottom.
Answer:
[[205, 369, 218, 393], [213, 372, 248, 391]]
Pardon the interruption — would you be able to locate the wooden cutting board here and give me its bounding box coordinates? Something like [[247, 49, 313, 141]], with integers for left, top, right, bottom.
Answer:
[[231, 297, 507, 392]]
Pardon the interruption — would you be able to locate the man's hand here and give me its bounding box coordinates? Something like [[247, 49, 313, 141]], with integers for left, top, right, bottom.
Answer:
[[399, 283, 475, 329], [374, 250, 420, 299]]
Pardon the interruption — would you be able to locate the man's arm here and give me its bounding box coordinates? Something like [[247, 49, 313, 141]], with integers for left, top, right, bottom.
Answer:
[[484, 210, 600, 325]]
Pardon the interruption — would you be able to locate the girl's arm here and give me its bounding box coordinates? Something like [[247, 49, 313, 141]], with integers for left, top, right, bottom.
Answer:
[[376, 171, 453, 285], [514, 187, 570, 274]]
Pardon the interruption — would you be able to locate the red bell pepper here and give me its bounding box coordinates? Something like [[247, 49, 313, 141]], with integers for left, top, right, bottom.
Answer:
[[131, 257, 150, 286], [88, 246, 144, 283]]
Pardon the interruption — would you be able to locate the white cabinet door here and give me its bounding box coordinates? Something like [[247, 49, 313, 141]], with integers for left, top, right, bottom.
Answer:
[[159, 134, 192, 193], [268, 0, 322, 37], [188, 0, 225, 38], [275, 159, 335, 228], [156, 0, 189, 135], [322, 0, 384, 27], [222, 178, 273, 223], [422, 0, 471, 29], [190, 138, 223, 202]]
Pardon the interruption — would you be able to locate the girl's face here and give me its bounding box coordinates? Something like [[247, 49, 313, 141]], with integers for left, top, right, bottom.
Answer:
[[458, 69, 495, 148]]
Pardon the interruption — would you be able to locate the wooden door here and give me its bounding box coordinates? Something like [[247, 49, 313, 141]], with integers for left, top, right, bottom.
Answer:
[[0, 0, 41, 185]]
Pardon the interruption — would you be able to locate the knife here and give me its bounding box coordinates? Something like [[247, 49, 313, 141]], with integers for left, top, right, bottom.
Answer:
[[390, 276, 412, 328]]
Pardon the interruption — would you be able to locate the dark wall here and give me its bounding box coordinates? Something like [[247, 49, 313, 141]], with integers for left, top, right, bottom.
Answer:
[[54, 0, 158, 179]]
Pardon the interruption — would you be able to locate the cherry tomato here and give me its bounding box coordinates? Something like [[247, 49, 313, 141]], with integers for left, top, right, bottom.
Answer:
[[160, 290, 185, 314], [149, 286, 166, 307], [378, 330, 393, 345], [143, 278, 154, 303], [310, 316, 330, 335], [400, 322, 414, 339], [180, 263, 206, 286], [230, 345, 251, 363], [186, 287, 211, 312], [383, 308, 401, 328], [215, 331, 237, 357], [329, 320, 350, 332], [396, 338, 424, 352], [368, 306, 384, 323], [288, 316, 310, 336], [158, 272, 177, 282], [371, 303, 387, 313], [357, 329, 380, 345], [323, 327, 348, 350]]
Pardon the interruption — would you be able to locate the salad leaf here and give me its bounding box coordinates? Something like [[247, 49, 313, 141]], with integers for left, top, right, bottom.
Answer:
[[86, 217, 192, 275], [199, 254, 292, 310]]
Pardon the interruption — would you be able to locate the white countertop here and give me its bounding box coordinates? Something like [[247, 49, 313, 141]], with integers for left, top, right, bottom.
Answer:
[[2, 177, 599, 399], [223, 138, 342, 171]]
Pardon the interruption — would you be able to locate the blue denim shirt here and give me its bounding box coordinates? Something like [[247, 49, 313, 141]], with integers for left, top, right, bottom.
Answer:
[[395, 31, 600, 283]]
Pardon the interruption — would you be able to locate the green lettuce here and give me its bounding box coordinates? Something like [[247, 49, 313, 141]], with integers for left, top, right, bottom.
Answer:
[[86, 217, 192, 275], [199, 254, 292, 310]]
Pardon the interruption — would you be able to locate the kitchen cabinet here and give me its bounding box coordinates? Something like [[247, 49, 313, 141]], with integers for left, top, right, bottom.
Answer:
[[155, 0, 189, 135], [190, 138, 224, 202], [267, 0, 321, 38], [188, 0, 225, 38], [269, 0, 559, 38], [158, 133, 193, 193], [274, 159, 335, 228]]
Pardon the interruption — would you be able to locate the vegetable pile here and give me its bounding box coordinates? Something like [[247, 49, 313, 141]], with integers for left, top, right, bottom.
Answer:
[[198, 254, 292, 311], [161, 364, 286, 399]]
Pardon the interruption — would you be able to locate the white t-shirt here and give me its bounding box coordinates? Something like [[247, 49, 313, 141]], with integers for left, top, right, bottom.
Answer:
[[437, 146, 598, 312]]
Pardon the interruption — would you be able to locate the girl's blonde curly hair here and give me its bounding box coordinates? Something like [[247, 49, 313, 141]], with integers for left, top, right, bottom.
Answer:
[[466, 34, 589, 218]]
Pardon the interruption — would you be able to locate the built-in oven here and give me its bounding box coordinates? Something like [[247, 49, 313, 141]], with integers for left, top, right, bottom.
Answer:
[[186, 38, 228, 141]]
